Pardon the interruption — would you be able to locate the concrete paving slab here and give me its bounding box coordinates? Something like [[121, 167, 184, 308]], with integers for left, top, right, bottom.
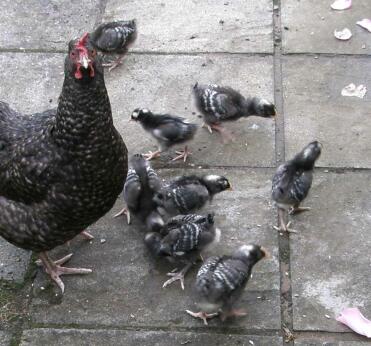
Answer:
[[295, 339, 371, 346], [290, 171, 371, 332], [21, 328, 282, 346], [0, 239, 30, 283], [0, 53, 63, 114], [106, 54, 275, 167], [0, 0, 101, 51], [0, 331, 11, 346], [29, 168, 280, 330], [282, 0, 371, 54], [104, 0, 273, 53], [283, 56, 371, 168]]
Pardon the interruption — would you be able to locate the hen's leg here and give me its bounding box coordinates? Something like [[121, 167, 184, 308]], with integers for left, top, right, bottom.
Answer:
[[185, 310, 219, 325], [162, 262, 193, 290], [143, 150, 161, 161], [38, 252, 92, 294], [113, 207, 131, 224], [172, 145, 192, 162]]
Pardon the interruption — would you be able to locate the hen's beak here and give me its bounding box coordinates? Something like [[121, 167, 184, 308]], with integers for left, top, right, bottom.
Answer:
[[80, 54, 90, 69]]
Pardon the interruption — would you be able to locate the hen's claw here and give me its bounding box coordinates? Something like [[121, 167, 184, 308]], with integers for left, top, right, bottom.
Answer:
[[38, 252, 92, 294], [185, 310, 219, 325], [80, 230, 94, 240], [114, 207, 131, 224]]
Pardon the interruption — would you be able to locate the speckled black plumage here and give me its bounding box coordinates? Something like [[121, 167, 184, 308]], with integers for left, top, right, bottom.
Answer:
[[0, 36, 128, 253], [131, 108, 198, 151], [193, 83, 276, 125], [153, 174, 231, 216], [272, 141, 322, 210], [123, 154, 163, 231], [193, 245, 267, 316], [90, 20, 137, 54]]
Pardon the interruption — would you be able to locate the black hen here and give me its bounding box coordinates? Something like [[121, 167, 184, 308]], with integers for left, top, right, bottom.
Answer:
[[193, 83, 276, 142], [144, 213, 220, 290], [272, 141, 322, 233], [186, 244, 269, 325], [90, 20, 137, 71], [115, 154, 164, 232], [131, 108, 198, 162], [0, 33, 128, 293], [153, 174, 231, 217]]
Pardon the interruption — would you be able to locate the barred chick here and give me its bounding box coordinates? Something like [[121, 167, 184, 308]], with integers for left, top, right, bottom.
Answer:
[[90, 20, 137, 71], [193, 83, 275, 142], [115, 154, 164, 231], [272, 141, 322, 233], [144, 213, 220, 290], [153, 174, 231, 217], [186, 244, 269, 325], [131, 108, 198, 162]]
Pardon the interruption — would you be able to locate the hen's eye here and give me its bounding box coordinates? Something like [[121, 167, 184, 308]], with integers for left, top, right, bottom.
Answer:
[[70, 51, 77, 58], [90, 48, 97, 57]]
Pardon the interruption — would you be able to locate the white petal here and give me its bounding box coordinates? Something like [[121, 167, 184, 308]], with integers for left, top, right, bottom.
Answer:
[[331, 0, 352, 10], [334, 28, 352, 40], [341, 83, 367, 99], [357, 19, 371, 33]]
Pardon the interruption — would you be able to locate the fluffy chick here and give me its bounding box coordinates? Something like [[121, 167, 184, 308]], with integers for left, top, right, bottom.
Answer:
[[193, 83, 275, 142], [272, 141, 322, 233], [186, 244, 269, 325], [144, 213, 220, 290], [90, 20, 137, 71], [153, 174, 231, 217], [131, 108, 198, 162], [115, 154, 164, 231]]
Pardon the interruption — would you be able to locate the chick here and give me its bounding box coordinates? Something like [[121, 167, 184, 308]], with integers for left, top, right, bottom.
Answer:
[[90, 20, 137, 71], [153, 174, 231, 217], [193, 83, 275, 142], [115, 154, 164, 231], [131, 108, 198, 162], [145, 213, 220, 290], [272, 141, 322, 233], [186, 244, 269, 325]]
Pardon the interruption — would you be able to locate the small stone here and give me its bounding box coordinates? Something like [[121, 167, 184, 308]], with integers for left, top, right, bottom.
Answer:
[[362, 44, 366, 49], [100, 239, 106, 244], [314, 56, 319, 59], [324, 170, 329, 173], [249, 341, 255, 345], [219, 19, 225, 25], [325, 314, 331, 319], [294, 294, 299, 297], [302, 314, 306, 317], [40, 286, 45, 290]]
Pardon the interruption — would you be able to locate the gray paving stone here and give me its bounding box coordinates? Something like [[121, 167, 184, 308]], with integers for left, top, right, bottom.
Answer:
[[21, 328, 282, 346], [0, 0, 100, 51], [295, 339, 371, 346], [0, 331, 11, 346], [30, 168, 280, 330], [0, 238, 30, 282], [106, 54, 275, 167], [290, 171, 371, 332], [282, 0, 371, 54], [0, 53, 63, 114], [104, 0, 273, 53], [283, 56, 371, 168]]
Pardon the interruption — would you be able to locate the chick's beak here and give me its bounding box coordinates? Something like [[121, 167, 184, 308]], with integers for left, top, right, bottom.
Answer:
[[261, 246, 271, 259]]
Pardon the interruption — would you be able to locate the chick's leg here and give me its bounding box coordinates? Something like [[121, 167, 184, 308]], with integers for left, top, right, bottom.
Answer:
[[102, 54, 125, 72], [273, 208, 297, 233], [220, 308, 248, 321], [185, 310, 219, 325], [38, 252, 92, 294], [289, 204, 311, 215], [209, 124, 235, 143], [172, 145, 192, 162], [162, 262, 193, 290]]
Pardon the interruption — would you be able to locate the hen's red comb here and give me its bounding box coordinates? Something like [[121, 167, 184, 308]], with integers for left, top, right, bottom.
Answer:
[[76, 32, 89, 50]]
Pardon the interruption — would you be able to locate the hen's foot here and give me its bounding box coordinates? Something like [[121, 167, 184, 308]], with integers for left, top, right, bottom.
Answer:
[[114, 207, 131, 224], [220, 308, 247, 321], [289, 206, 311, 215], [38, 252, 92, 294], [162, 263, 193, 290], [185, 310, 219, 325], [172, 145, 192, 162], [143, 150, 161, 161]]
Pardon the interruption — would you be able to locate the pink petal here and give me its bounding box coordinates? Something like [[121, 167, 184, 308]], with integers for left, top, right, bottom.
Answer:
[[334, 28, 352, 40], [336, 308, 371, 338], [331, 0, 352, 10], [357, 19, 371, 33]]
